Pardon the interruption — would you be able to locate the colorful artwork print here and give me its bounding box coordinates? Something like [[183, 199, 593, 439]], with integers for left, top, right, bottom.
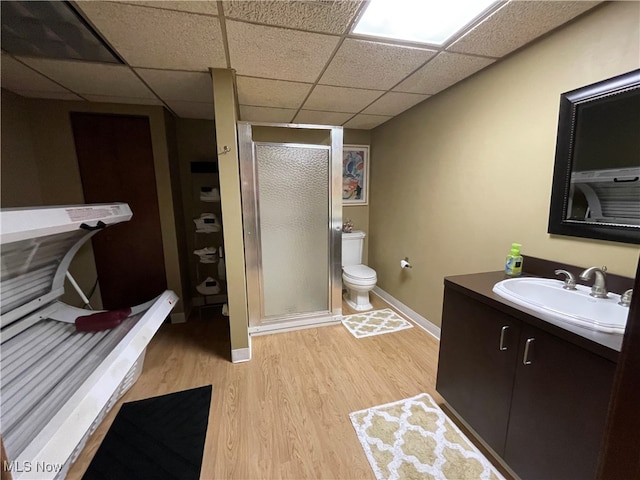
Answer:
[[343, 145, 369, 205]]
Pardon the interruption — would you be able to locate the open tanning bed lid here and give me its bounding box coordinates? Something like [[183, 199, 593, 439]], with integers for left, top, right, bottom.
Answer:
[[0, 203, 132, 336], [570, 167, 640, 225], [0, 203, 132, 244]]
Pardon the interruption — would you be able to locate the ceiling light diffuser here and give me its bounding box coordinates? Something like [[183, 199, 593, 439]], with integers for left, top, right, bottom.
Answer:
[[353, 0, 499, 46]]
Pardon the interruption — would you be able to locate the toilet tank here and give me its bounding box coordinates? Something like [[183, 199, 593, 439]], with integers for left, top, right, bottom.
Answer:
[[342, 230, 365, 266]]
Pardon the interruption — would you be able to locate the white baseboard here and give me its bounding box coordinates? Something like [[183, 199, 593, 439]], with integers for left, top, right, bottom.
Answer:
[[372, 287, 440, 340], [231, 347, 251, 363], [231, 335, 252, 363]]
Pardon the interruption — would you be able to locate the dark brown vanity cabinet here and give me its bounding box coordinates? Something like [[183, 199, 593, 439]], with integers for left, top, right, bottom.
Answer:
[[437, 288, 520, 456], [437, 285, 616, 480]]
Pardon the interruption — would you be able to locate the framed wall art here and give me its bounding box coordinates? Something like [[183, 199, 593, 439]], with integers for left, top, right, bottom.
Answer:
[[342, 145, 369, 205]]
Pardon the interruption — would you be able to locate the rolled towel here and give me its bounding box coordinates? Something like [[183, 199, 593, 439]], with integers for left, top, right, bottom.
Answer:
[[75, 307, 132, 332]]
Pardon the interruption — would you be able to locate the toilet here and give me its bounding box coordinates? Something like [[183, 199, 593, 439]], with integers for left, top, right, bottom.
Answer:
[[342, 231, 377, 311]]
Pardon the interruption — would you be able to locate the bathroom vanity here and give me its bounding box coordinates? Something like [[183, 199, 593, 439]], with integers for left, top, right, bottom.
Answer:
[[436, 262, 632, 480]]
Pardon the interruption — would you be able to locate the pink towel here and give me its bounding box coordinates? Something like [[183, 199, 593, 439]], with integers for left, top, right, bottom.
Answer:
[[75, 307, 132, 332]]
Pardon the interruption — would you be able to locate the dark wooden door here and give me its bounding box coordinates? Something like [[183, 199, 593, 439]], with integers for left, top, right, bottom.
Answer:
[[436, 288, 520, 455], [71, 113, 167, 310], [505, 324, 616, 480]]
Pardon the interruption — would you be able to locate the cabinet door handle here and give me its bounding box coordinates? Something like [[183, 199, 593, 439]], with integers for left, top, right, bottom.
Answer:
[[499, 325, 509, 351], [523, 338, 535, 365]]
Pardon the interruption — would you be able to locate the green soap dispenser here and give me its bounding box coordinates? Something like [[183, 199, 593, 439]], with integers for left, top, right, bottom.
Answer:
[[505, 243, 523, 277]]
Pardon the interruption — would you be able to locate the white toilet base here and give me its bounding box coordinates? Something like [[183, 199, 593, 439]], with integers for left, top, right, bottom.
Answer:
[[343, 289, 373, 311]]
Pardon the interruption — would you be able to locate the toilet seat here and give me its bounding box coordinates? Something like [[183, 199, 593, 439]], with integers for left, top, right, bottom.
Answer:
[[342, 264, 377, 311], [343, 264, 377, 282]]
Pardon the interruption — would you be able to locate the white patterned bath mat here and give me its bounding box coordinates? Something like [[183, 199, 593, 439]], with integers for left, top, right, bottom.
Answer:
[[350, 393, 505, 480], [341, 308, 413, 338]]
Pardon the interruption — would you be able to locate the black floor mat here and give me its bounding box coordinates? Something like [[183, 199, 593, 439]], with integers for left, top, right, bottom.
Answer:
[[82, 385, 212, 480]]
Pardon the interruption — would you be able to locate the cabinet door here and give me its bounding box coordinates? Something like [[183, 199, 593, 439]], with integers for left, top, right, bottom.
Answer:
[[436, 288, 521, 455], [505, 324, 616, 480]]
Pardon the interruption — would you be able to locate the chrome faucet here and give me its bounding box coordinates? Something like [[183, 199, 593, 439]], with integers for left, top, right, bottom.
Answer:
[[619, 289, 633, 307], [579, 266, 608, 298], [554, 269, 577, 290]]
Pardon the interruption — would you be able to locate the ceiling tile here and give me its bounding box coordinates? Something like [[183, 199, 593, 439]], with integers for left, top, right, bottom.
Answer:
[[226, 21, 340, 82], [1, 54, 71, 93], [19, 58, 157, 98], [319, 39, 437, 90], [0, 0, 602, 127], [239, 105, 297, 123], [165, 100, 215, 120], [223, 0, 362, 34], [448, 1, 600, 57], [293, 110, 353, 126], [304, 85, 383, 113], [394, 52, 495, 95], [13, 90, 84, 101], [119, 1, 219, 15], [236, 76, 311, 109], [362, 92, 430, 116], [344, 114, 392, 130], [84, 95, 164, 106], [75, 2, 226, 70], [136, 69, 213, 102]]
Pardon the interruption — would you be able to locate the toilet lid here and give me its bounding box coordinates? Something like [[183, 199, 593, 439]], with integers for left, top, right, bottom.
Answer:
[[343, 264, 376, 280]]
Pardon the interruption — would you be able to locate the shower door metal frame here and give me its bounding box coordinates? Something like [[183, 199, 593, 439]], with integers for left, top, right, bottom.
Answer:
[[238, 122, 343, 333]]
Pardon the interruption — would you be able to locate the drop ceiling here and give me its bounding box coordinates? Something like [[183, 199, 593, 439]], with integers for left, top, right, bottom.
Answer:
[[1, 0, 601, 130]]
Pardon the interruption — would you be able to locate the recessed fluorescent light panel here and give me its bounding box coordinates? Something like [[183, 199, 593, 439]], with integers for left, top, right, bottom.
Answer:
[[353, 0, 499, 46], [1, 1, 121, 63]]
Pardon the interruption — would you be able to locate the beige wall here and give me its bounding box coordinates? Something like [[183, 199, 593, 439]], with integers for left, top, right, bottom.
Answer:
[[369, 2, 640, 328], [1, 90, 42, 207], [251, 125, 331, 144], [3, 96, 187, 315]]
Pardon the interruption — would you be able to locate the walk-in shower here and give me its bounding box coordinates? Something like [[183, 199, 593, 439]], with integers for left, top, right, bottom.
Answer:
[[238, 122, 343, 333]]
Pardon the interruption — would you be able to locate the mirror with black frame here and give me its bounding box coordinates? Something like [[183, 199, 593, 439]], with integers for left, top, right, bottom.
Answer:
[[548, 69, 640, 245]]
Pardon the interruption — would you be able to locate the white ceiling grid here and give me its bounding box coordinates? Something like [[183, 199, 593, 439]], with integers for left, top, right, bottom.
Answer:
[[0, 0, 601, 129]]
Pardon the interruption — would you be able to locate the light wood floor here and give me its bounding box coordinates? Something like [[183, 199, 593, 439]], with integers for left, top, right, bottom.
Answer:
[[65, 296, 499, 479]]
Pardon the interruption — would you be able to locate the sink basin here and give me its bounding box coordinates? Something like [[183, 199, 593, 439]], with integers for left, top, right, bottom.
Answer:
[[493, 277, 628, 334]]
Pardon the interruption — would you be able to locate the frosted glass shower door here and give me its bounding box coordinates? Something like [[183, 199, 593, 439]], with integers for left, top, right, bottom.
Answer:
[[256, 143, 329, 318]]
